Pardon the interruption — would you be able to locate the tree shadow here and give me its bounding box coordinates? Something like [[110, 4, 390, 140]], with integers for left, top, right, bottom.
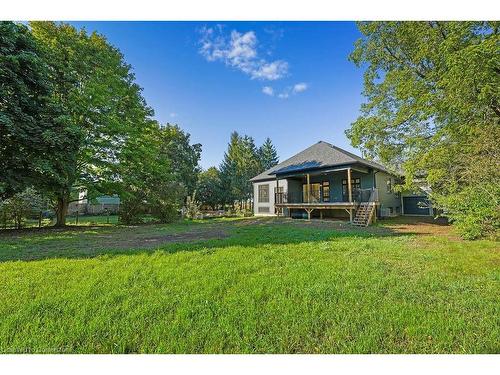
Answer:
[[0, 217, 436, 263]]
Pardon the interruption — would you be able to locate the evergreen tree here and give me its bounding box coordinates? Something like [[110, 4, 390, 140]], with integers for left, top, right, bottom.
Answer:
[[219, 132, 261, 205], [258, 137, 279, 170]]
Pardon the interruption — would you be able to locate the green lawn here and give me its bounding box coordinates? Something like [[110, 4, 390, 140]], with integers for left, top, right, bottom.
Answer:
[[0, 217, 498, 353]]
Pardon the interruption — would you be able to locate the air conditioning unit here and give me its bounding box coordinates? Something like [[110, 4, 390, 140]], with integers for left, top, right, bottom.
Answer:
[[381, 207, 397, 217]]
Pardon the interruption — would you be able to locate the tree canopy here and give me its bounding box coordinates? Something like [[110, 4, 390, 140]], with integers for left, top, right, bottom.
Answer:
[[258, 137, 279, 171], [0, 22, 78, 199], [348, 21, 499, 238], [30, 21, 155, 225]]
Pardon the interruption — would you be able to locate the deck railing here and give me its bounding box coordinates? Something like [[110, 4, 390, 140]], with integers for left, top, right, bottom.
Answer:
[[275, 188, 378, 205]]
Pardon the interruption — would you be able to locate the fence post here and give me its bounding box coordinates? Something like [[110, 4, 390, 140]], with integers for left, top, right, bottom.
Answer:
[[38, 211, 42, 228], [106, 208, 110, 224], [76, 210, 79, 225]]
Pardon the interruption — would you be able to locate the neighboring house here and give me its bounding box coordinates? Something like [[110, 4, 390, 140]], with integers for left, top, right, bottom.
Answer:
[[68, 194, 121, 215], [250, 141, 431, 226]]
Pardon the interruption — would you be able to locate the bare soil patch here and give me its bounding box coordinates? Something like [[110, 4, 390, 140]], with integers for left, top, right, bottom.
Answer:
[[93, 228, 229, 250]]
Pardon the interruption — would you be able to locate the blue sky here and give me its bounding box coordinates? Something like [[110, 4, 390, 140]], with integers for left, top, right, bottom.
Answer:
[[70, 21, 365, 169]]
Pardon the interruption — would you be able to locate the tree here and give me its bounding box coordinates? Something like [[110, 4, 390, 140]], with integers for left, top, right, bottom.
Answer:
[[197, 167, 224, 210], [348, 21, 499, 238], [219, 132, 261, 205], [0, 188, 45, 229], [157, 124, 202, 197], [30, 21, 153, 226], [0, 22, 79, 200], [117, 120, 201, 224], [258, 137, 279, 170]]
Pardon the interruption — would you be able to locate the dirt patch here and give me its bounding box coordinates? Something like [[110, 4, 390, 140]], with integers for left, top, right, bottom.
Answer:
[[94, 228, 229, 249], [248, 216, 457, 239]]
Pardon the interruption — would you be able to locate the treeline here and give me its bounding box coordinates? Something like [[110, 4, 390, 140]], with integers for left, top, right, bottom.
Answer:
[[0, 21, 201, 226], [197, 133, 279, 210], [348, 21, 499, 239]]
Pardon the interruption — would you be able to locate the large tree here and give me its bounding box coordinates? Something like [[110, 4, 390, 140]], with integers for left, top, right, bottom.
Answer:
[[258, 137, 279, 171], [117, 120, 179, 224], [197, 167, 224, 210], [348, 21, 499, 238], [30, 21, 153, 226], [157, 124, 202, 197], [219, 132, 261, 205], [0, 22, 79, 199]]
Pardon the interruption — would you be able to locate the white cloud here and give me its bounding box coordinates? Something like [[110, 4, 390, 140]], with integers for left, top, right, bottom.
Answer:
[[252, 60, 289, 81], [262, 86, 274, 96], [292, 82, 308, 93], [169, 112, 177, 118], [198, 26, 289, 81], [275, 82, 309, 99]]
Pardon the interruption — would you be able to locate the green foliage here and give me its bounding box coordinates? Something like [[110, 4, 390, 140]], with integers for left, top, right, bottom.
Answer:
[[0, 218, 498, 353], [258, 137, 279, 170], [158, 124, 202, 196], [348, 21, 500, 238], [197, 167, 224, 209], [184, 191, 202, 219], [220, 132, 278, 205], [0, 188, 45, 229], [0, 22, 79, 199], [437, 184, 500, 240], [118, 121, 200, 224], [30, 21, 153, 225]]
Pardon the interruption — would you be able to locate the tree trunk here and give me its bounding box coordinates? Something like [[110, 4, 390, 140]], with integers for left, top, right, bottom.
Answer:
[[55, 194, 69, 227]]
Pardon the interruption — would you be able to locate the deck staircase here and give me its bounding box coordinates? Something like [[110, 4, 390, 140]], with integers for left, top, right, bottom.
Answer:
[[352, 203, 376, 226], [352, 189, 378, 227]]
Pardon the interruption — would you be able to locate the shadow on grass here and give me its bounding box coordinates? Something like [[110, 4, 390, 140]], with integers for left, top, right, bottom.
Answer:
[[0, 217, 431, 263]]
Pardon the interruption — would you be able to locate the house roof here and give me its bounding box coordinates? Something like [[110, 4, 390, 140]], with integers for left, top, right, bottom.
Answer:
[[96, 195, 121, 204], [250, 141, 394, 182]]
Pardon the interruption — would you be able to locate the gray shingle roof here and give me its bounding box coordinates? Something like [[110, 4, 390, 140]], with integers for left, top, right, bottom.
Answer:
[[250, 141, 393, 182]]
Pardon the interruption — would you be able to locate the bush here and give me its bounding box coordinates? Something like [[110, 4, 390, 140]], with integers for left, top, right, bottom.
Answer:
[[184, 192, 202, 220], [118, 198, 145, 225], [0, 188, 45, 229], [151, 203, 179, 223], [436, 184, 500, 240]]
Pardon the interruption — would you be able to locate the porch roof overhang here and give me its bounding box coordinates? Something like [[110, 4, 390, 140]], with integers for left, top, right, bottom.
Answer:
[[273, 163, 369, 179]]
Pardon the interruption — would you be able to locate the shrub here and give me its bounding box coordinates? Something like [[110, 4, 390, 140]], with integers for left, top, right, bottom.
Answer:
[[184, 192, 202, 220], [0, 188, 45, 229], [436, 184, 500, 240]]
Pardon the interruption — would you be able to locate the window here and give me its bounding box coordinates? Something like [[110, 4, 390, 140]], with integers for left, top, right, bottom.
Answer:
[[322, 181, 330, 202], [342, 178, 361, 198], [258, 206, 270, 213], [303, 183, 321, 202], [258, 184, 269, 203], [386, 178, 392, 193]]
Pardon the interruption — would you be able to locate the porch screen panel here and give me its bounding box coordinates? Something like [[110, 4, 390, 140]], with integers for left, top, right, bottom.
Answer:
[[303, 183, 321, 203], [258, 184, 269, 203]]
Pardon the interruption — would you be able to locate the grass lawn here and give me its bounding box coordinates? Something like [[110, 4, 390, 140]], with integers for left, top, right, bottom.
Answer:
[[0, 217, 498, 353]]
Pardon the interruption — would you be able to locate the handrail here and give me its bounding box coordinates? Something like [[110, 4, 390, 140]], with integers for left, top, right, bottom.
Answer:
[[276, 188, 379, 204]]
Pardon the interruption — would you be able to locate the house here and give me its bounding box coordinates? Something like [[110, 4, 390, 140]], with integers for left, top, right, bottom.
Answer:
[[250, 141, 432, 226], [68, 194, 121, 215]]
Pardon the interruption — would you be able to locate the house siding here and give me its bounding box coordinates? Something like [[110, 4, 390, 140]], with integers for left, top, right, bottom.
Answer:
[[375, 171, 402, 217], [253, 179, 288, 216]]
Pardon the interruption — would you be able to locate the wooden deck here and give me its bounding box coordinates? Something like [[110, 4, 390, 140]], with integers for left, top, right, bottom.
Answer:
[[274, 202, 357, 210]]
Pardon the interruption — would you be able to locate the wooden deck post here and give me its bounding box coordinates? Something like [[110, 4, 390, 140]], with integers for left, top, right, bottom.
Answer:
[[306, 173, 311, 203], [347, 168, 353, 203], [276, 178, 280, 217], [347, 168, 353, 223]]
